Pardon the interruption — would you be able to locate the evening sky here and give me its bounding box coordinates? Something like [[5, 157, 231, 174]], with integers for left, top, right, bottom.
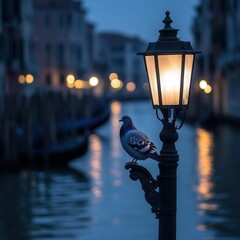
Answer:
[[83, 0, 200, 42]]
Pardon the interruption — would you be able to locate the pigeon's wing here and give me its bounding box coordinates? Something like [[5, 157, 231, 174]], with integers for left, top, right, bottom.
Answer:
[[126, 129, 156, 155]]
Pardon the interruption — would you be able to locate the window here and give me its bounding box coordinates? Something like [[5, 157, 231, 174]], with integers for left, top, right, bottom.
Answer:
[[60, 74, 65, 85], [45, 43, 51, 64], [3, 0, 21, 22], [111, 44, 125, 52], [57, 43, 65, 67], [45, 14, 50, 29], [77, 46, 82, 64], [46, 73, 52, 85]]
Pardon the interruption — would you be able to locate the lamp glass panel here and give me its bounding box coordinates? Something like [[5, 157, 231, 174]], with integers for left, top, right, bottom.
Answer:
[[158, 55, 182, 105], [145, 55, 159, 105], [182, 54, 194, 105]]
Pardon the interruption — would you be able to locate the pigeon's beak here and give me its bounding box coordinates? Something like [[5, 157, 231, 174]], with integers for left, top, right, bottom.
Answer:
[[119, 118, 123, 122]]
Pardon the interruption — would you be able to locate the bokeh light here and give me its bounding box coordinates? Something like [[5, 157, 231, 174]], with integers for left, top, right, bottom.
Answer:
[[111, 79, 123, 90], [66, 74, 75, 84], [67, 82, 74, 88], [199, 80, 207, 90], [204, 85, 212, 94], [89, 76, 99, 87], [109, 72, 118, 81], [126, 82, 136, 92], [74, 79, 85, 89], [26, 74, 34, 84], [18, 75, 25, 84]]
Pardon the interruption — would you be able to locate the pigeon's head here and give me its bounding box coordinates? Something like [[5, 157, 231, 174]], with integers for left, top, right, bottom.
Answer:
[[119, 115, 134, 127]]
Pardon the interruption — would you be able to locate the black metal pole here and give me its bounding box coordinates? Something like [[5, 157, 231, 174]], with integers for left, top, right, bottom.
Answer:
[[158, 121, 179, 240], [124, 113, 180, 240]]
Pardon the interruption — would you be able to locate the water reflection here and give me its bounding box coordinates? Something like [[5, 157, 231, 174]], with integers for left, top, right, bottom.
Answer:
[[196, 127, 215, 201], [0, 169, 90, 240], [195, 125, 240, 239], [1, 101, 240, 240], [110, 101, 123, 187], [89, 134, 103, 198], [110, 101, 122, 159]]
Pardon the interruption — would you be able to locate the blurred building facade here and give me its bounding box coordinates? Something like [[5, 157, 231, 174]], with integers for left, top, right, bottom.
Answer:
[[193, 0, 240, 121], [98, 32, 147, 98], [0, 0, 5, 115], [219, 0, 240, 119], [33, 0, 95, 89], [1, 0, 36, 95], [0, 0, 147, 99]]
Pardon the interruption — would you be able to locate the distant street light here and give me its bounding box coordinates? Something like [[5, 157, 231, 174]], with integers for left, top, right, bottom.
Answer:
[[74, 79, 84, 89], [199, 80, 207, 90], [25, 74, 34, 84], [66, 74, 75, 84], [109, 72, 118, 81], [204, 85, 212, 94], [124, 11, 200, 240], [18, 75, 26, 84], [18, 74, 34, 85], [111, 78, 123, 90], [126, 82, 136, 92], [89, 76, 99, 87], [199, 80, 212, 94]]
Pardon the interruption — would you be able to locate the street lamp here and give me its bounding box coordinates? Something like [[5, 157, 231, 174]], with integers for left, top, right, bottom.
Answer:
[[125, 11, 200, 240]]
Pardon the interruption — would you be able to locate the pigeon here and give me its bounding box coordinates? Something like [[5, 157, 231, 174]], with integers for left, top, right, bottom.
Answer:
[[119, 115, 159, 163]]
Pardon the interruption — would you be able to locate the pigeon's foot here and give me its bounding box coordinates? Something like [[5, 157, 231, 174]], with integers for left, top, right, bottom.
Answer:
[[130, 159, 138, 165]]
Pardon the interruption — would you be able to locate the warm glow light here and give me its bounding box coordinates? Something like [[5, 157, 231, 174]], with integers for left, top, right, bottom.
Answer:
[[198, 203, 218, 211], [67, 82, 74, 88], [196, 225, 207, 231], [204, 85, 212, 94], [18, 75, 25, 84], [158, 55, 182, 105], [111, 101, 121, 115], [66, 74, 75, 84], [126, 82, 136, 92], [111, 101, 122, 158], [89, 76, 99, 87], [145, 56, 159, 105], [111, 78, 123, 90], [182, 55, 194, 105], [110, 101, 123, 186], [74, 79, 84, 89], [199, 80, 207, 89], [109, 72, 118, 81], [26, 74, 34, 84], [144, 54, 194, 107], [196, 128, 214, 200], [89, 134, 103, 198]]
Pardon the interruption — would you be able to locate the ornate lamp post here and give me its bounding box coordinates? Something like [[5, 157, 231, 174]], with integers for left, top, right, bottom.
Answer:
[[125, 11, 200, 240]]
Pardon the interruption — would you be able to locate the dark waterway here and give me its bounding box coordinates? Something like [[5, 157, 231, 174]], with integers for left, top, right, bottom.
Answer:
[[1, 101, 240, 240]]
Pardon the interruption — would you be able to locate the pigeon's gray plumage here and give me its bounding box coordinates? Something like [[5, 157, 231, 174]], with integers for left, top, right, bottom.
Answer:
[[119, 115, 159, 162]]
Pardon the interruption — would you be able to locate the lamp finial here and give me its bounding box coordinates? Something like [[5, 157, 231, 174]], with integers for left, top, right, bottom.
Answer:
[[158, 11, 178, 41], [163, 11, 172, 29]]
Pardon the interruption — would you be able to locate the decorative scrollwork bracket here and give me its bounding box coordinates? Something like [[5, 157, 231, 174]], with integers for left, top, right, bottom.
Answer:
[[125, 162, 160, 217]]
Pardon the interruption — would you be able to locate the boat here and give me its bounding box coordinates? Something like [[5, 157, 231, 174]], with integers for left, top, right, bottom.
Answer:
[[16, 105, 110, 167]]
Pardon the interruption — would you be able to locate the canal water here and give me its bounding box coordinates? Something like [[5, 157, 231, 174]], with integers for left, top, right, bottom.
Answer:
[[0, 101, 240, 240]]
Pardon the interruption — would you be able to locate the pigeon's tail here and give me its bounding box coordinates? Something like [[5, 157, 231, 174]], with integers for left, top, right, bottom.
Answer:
[[149, 152, 160, 162]]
